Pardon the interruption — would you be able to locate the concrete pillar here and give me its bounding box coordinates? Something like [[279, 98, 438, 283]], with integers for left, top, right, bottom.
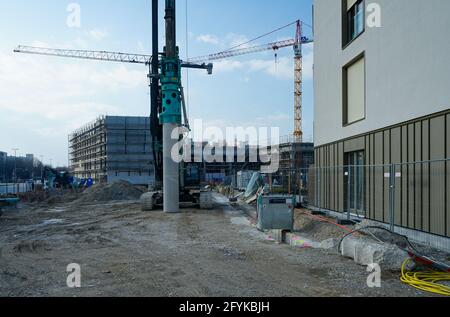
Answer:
[[163, 123, 179, 213]]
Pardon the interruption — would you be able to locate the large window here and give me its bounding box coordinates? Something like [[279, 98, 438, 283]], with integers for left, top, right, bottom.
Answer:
[[343, 0, 365, 47], [343, 55, 365, 125]]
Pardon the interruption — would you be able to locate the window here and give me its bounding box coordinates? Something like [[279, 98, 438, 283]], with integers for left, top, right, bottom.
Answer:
[[343, 55, 365, 125], [345, 151, 365, 214], [343, 0, 364, 47]]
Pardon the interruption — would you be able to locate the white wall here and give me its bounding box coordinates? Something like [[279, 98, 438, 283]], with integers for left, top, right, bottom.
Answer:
[[314, 0, 450, 146]]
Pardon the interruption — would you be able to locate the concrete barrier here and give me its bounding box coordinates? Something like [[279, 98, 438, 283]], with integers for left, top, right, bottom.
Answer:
[[341, 237, 408, 271]]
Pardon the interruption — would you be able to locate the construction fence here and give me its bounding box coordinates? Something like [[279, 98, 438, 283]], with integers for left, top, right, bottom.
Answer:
[[305, 158, 449, 239], [178, 160, 449, 239], [0, 183, 33, 195]]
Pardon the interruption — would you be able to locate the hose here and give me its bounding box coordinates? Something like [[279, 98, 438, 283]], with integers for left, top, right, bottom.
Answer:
[[338, 226, 450, 296], [336, 225, 418, 254], [401, 258, 450, 296], [298, 211, 355, 233]]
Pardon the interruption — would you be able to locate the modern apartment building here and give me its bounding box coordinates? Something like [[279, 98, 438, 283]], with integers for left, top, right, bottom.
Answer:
[[313, 0, 450, 238]]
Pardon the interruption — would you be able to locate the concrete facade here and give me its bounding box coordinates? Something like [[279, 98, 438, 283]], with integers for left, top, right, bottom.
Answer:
[[69, 116, 154, 185], [313, 0, 450, 238], [314, 0, 450, 146]]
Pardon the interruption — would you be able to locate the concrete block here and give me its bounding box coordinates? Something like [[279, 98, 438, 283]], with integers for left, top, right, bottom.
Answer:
[[341, 237, 408, 271]]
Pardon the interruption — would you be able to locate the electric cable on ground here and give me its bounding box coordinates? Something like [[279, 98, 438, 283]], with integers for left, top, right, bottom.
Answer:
[[401, 258, 450, 296], [337, 225, 450, 296]]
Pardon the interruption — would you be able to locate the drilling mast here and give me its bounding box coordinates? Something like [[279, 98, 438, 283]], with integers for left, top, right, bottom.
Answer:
[[160, 0, 181, 213]]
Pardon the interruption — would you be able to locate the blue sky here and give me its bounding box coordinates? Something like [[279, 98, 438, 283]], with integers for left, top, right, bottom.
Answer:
[[0, 0, 314, 166]]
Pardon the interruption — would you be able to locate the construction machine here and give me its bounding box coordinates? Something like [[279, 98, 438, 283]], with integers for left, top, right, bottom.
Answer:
[[15, 0, 214, 212], [15, 1, 312, 212]]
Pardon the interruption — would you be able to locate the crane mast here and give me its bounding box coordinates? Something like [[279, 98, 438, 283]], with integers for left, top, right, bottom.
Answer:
[[187, 21, 311, 144], [293, 21, 303, 143]]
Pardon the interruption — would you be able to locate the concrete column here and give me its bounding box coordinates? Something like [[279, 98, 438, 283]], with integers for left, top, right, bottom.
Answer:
[[163, 123, 179, 213]]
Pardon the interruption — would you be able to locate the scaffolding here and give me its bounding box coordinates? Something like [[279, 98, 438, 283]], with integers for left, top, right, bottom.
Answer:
[[69, 116, 154, 185]]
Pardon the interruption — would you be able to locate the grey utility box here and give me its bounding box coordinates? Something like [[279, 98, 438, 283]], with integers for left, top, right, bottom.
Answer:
[[257, 195, 295, 231]]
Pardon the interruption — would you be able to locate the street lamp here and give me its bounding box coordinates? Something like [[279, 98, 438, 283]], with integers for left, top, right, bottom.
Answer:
[[12, 148, 19, 184]]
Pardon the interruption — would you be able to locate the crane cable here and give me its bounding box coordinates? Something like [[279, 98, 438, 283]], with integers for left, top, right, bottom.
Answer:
[[401, 258, 450, 296], [222, 19, 311, 53]]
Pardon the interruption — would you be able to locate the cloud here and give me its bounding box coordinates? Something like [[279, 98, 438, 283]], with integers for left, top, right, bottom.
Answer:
[[88, 29, 109, 41], [195, 32, 251, 50], [196, 34, 220, 45], [0, 52, 146, 130], [213, 59, 244, 73], [246, 43, 313, 81], [248, 57, 293, 80]]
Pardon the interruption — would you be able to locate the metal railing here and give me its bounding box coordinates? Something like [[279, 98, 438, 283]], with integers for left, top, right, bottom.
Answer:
[[0, 183, 33, 196], [308, 158, 449, 238]]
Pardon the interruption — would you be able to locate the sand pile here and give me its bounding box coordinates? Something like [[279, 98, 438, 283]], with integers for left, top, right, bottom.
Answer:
[[294, 209, 355, 242], [76, 181, 145, 203]]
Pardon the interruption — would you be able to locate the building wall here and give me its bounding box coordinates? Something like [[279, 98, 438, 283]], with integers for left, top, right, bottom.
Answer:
[[314, 0, 450, 146], [313, 0, 450, 237], [104, 116, 154, 186], [314, 109, 449, 237], [69, 117, 107, 182], [69, 116, 154, 186]]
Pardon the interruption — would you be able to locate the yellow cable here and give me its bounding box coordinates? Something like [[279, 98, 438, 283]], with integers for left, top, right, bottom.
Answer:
[[401, 258, 450, 296]]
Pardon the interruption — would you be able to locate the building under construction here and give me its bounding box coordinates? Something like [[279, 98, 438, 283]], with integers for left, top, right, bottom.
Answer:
[[69, 116, 154, 185]]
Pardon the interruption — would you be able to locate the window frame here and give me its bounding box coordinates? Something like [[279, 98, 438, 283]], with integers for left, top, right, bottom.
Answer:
[[342, 52, 366, 127], [342, 0, 365, 49]]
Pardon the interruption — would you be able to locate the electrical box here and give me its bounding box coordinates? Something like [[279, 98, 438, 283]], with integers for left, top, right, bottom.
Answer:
[[257, 195, 295, 231]]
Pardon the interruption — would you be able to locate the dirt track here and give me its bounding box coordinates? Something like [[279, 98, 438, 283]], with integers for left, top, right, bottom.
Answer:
[[0, 194, 426, 297]]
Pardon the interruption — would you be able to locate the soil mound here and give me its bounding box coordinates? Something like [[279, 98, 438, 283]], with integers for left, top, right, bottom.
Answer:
[[76, 181, 145, 203]]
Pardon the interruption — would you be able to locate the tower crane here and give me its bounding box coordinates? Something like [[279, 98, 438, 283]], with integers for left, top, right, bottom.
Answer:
[[187, 21, 312, 143], [15, 21, 312, 146], [14, 15, 312, 209]]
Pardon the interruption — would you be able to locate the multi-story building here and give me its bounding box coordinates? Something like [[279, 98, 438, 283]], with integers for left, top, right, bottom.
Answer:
[[0, 152, 7, 182], [313, 0, 449, 239], [69, 116, 155, 185]]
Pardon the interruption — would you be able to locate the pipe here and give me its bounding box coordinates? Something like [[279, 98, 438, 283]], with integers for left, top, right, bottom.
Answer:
[[163, 0, 179, 213]]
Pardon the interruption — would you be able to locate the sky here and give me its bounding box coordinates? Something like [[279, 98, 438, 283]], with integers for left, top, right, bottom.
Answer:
[[0, 0, 314, 167]]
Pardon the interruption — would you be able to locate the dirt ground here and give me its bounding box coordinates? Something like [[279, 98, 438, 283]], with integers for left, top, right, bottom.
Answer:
[[0, 193, 429, 297]]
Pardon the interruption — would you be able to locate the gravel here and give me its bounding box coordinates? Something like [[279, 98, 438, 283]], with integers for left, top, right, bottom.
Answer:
[[0, 193, 434, 297]]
